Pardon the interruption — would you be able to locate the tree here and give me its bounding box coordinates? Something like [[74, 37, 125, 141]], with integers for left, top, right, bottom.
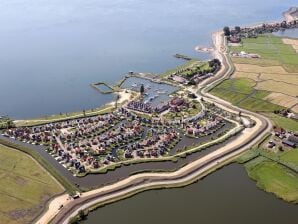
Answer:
[[223, 26, 231, 36], [140, 84, 145, 95], [69, 216, 79, 224], [235, 26, 241, 33]]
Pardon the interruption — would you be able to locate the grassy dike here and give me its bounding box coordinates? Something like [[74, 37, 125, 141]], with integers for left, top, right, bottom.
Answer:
[[0, 138, 78, 195], [14, 105, 114, 127], [66, 155, 240, 224]]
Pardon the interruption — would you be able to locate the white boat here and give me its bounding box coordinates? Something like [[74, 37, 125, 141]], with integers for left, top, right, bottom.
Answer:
[[131, 83, 138, 87]]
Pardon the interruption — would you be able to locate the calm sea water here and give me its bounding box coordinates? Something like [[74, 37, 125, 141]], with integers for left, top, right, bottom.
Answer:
[[81, 164, 298, 224], [0, 0, 296, 118]]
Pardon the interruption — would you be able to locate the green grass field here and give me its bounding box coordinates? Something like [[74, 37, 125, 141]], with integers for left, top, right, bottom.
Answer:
[[263, 113, 298, 131], [210, 78, 283, 112], [230, 34, 298, 72], [0, 144, 64, 224], [159, 59, 209, 78], [280, 150, 298, 171], [245, 158, 298, 203]]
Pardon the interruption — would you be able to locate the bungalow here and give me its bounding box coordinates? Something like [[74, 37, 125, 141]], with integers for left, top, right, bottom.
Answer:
[[229, 36, 241, 43], [172, 75, 187, 84], [282, 140, 296, 148], [274, 127, 286, 137], [288, 135, 298, 145]]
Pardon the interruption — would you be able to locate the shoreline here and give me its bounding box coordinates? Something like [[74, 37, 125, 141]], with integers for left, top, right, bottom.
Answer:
[[37, 27, 271, 224], [18, 8, 297, 224]]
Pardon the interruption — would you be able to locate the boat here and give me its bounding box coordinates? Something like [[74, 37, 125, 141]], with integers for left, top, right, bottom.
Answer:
[[131, 83, 138, 88], [157, 90, 167, 94], [149, 97, 155, 101]]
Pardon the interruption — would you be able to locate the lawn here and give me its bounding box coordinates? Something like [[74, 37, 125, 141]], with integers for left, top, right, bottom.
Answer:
[[280, 150, 298, 171], [263, 113, 298, 131], [0, 144, 64, 224], [245, 158, 298, 203], [159, 59, 209, 78]]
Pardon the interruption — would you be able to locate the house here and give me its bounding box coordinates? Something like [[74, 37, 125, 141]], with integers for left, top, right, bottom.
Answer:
[[172, 75, 187, 84], [288, 135, 298, 145], [274, 127, 285, 137], [229, 36, 241, 43], [282, 140, 296, 148]]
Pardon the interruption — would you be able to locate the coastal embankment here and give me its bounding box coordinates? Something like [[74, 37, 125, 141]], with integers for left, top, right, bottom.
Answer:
[[35, 30, 271, 224]]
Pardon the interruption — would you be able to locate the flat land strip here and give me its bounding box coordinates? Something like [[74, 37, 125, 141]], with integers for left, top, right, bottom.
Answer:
[[244, 157, 298, 203], [0, 144, 64, 224]]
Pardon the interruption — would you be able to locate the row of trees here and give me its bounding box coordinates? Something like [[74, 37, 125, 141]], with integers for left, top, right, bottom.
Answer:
[[223, 26, 241, 36]]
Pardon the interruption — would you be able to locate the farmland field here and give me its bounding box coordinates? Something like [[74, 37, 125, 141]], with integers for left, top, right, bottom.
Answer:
[[210, 78, 283, 112], [212, 34, 298, 118], [0, 144, 64, 224], [231, 34, 298, 72]]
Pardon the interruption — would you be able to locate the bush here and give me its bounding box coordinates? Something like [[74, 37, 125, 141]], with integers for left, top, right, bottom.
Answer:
[[69, 216, 80, 224]]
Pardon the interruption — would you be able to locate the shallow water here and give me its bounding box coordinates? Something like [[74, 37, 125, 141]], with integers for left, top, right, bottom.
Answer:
[[81, 164, 298, 224], [0, 0, 297, 118]]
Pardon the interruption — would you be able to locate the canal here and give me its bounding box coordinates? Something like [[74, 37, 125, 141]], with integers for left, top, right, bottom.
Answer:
[[81, 163, 298, 224]]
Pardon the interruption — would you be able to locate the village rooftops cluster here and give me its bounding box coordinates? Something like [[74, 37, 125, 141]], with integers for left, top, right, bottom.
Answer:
[[185, 116, 225, 137], [3, 101, 235, 175], [225, 19, 298, 43], [127, 96, 190, 114], [168, 59, 221, 85], [273, 127, 298, 148]]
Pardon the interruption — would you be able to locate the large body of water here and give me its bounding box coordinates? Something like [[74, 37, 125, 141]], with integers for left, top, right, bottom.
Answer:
[[81, 164, 298, 224], [1, 1, 297, 223], [0, 0, 297, 119]]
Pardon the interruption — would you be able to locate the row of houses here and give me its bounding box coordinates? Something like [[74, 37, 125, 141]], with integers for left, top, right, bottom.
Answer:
[[229, 20, 298, 41]]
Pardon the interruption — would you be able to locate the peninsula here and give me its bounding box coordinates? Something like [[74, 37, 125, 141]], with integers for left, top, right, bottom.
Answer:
[[0, 7, 297, 224]]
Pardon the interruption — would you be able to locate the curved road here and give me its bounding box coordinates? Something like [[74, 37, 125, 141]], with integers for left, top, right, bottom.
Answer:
[[38, 32, 272, 224]]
